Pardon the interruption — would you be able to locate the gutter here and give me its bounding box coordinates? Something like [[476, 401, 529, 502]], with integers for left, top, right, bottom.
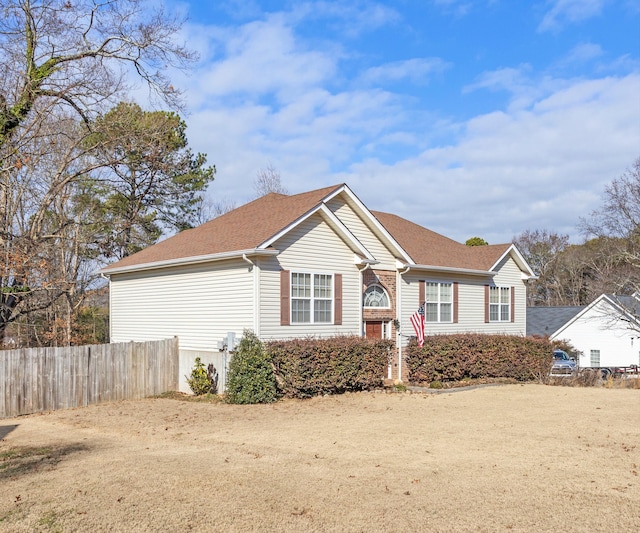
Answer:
[[100, 248, 279, 276], [397, 263, 495, 277]]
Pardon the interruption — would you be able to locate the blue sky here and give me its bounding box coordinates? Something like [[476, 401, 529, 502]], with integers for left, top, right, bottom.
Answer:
[[161, 0, 639, 244]]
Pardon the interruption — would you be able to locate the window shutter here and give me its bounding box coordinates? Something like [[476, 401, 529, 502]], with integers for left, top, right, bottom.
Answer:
[[511, 286, 515, 323], [419, 280, 425, 306], [280, 270, 290, 326], [484, 285, 490, 323], [334, 274, 342, 325], [453, 282, 459, 323]]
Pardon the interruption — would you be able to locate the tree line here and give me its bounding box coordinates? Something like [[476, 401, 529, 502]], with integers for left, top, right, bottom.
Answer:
[[513, 157, 640, 309], [0, 0, 214, 347]]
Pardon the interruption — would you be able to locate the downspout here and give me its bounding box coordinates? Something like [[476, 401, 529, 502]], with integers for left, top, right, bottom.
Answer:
[[397, 265, 411, 381], [100, 272, 112, 342], [242, 254, 259, 335], [358, 261, 372, 339]]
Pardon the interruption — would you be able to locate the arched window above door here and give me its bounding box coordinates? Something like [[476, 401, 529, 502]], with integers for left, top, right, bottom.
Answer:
[[363, 284, 390, 308]]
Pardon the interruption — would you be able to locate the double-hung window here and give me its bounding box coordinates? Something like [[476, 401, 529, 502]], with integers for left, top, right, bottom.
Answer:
[[489, 286, 510, 322], [425, 282, 453, 322], [291, 272, 333, 324]]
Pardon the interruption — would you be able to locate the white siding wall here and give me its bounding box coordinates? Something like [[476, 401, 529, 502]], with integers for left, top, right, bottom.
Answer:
[[110, 259, 254, 350], [259, 213, 362, 339], [554, 301, 640, 368], [398, 255, 527, 344], [326, 197, 398, 271]]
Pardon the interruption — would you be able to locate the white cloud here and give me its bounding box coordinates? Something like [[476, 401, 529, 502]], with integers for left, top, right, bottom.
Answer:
[[291, 1, 401, 36], [538, 0, 607, 32], [166, 3, 639, 246], [561, 42, 604, 64], [340, 74, 640, 243], [187, 15, 337, 103], [360, 58, 451, 85]]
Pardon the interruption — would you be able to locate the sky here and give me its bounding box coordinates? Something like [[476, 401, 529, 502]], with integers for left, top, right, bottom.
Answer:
[[159, 0, 640, 245]]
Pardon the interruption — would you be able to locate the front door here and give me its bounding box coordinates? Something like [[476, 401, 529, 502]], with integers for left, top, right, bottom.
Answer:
[[365, 321, 383, 339]]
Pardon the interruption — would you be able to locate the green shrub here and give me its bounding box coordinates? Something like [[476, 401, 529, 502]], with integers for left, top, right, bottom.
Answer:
[[267, 335, 393, 398], [225, 330, 278, 404], [186, 357, 217, 396]]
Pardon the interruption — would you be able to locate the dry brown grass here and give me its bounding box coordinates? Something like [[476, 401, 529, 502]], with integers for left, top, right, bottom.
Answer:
[[1, 384, 639, 532], [549, 372, 640, 388]]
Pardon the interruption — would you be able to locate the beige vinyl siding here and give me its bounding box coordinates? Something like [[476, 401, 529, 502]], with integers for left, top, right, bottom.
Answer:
[[109, 259, 254, 351], [326, 197, 398, 270], [490, 256, 527, 335], [398, 256, 527, 343], [259, 213, 361, 339]]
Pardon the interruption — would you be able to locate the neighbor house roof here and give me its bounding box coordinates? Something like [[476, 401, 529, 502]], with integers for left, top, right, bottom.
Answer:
[[526, 306, 586, 337], [101, 183, 531, 276]]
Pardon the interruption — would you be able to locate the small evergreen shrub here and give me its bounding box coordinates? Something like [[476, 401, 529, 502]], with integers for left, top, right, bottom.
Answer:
[[186, 357, 217, 395], [225, 330, 278, 404]]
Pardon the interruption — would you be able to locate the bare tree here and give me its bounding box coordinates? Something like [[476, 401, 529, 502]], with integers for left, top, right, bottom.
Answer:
[[192, 196, 237, 224], [253, 164, 288, 198], [0, 0, 197, 344], [579, 157, 640, 331], [513, 229, 569, 306], [0, 0, 194, 146]]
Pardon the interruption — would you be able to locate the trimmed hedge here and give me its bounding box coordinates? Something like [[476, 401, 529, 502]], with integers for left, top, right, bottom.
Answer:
[[405, 334, 554, 384], [266, 336, 393, 398]]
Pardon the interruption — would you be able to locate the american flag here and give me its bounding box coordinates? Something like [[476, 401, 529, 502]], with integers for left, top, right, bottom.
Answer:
[[410, 304, 425, 347]]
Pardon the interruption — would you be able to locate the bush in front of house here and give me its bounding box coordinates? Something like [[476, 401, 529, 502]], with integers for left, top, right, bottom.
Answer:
[[405, 333, 554, 384], [225, 330, 279, 404], [266, 336, 393, 399], [186, 357, 216, 396]]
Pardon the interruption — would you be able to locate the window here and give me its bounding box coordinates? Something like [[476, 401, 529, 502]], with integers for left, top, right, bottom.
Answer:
[[425, 282, 452, 322], [590, 349, 600, 367], [363, 284, 390, 308], [291, 272, 333, 324], [489, 286, 510, 322]]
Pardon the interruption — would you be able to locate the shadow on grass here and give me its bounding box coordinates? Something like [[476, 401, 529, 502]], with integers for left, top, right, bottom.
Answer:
[[0, 443, 90, 480], [0, 425, 18, 440]]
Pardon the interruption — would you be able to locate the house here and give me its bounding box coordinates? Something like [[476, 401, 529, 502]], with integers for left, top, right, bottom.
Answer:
[[531, 294, 640, 369], [100, 184, 535, 391]]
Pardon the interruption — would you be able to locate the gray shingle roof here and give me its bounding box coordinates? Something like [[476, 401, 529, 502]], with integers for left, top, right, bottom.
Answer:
[[526, 306, 586, 337]]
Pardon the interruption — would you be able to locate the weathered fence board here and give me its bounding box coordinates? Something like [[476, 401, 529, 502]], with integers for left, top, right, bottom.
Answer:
[[1, 338, 179, 418]]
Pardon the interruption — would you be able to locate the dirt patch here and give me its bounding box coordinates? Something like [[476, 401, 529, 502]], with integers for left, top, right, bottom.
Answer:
[[1, 384, 639, 532]]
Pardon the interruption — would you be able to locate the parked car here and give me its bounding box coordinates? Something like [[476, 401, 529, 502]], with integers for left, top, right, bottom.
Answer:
[[551, 349, 577, 375]]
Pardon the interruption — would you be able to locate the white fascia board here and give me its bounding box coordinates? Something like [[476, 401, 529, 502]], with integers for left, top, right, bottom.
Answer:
[[550, 294, 608, 338], [258, 200, 376, 261], [337, 185, 414, 264], [399, 263, 495, 277], [491, 244, 536, 278], [100, 248, 279, 276], [317, 204, 375, 259]]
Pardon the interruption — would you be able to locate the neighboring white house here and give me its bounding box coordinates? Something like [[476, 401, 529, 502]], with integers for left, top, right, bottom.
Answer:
[[531, 294, 640, 369], [100, 183, 535, 390]]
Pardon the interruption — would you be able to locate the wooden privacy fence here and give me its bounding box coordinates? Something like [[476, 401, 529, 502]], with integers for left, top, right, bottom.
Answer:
[[1, 338, 179, 419]]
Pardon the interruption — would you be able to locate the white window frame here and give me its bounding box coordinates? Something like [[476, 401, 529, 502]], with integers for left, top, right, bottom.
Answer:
[[489, 286, 510, 322], [363, 284, 390, 308], [291, 271, 334, 324], [590, 349, 600, 367], [424, 281, 453, 323]]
